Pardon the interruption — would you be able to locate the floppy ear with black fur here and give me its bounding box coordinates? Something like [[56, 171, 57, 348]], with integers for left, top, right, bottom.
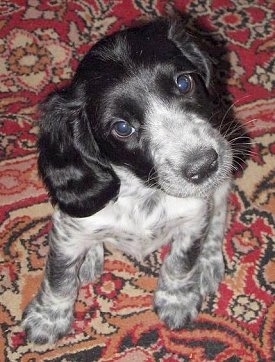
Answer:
[[38, 86, 120, 218]]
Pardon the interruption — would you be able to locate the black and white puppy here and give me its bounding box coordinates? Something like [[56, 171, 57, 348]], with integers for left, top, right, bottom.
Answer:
[[23, 18, 236, 344]]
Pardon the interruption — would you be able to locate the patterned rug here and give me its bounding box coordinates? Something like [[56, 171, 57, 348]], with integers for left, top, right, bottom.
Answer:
[[0, 1, 274, 361]]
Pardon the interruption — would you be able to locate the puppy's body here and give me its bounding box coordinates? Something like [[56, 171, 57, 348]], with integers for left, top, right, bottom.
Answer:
[[63, 167, 219, 261], [22, 18, 237, 344]]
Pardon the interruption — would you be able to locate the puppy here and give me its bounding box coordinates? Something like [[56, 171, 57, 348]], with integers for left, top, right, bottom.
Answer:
[[22, 18, 236, 344]]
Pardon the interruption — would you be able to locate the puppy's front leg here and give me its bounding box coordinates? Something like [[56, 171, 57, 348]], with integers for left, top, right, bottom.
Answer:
[[154, 226, 207, 329], [198, 181, 231, 296], [22, 211, 99, 344], [155, 182, 230, 329]]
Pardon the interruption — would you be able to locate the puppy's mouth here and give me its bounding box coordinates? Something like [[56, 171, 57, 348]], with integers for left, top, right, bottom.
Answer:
[[156, 150, 233, 198], [158, 174, 227, 199]]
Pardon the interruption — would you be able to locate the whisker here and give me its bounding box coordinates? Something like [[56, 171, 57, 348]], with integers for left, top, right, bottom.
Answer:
[[232, 146, 258, 155], [234, 118, 258, 128], [229, 138, 256, 145], [229, 139, 256, 149], [217, 95, 252, 133], [232, 160, 245, 172], [222, 118, 256, 142], [220, 115, 255, 138], [224, 127, 248, 141]]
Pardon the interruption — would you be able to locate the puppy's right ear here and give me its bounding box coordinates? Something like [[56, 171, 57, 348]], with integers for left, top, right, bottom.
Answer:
[[38, 87, 120, 218]]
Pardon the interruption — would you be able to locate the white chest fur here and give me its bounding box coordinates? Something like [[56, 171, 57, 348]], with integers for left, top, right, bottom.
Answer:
[[78, 168, 210, 259]]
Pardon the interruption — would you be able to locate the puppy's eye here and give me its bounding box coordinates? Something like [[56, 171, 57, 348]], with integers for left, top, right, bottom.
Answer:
[[112, 120, 135, 138], [176, 74, 193, 94]]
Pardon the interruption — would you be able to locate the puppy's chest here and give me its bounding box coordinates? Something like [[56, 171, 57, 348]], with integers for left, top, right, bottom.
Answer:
[[88, 184, 210, 258], [113, 192, 165, 235], [107, 189, 207, 239]]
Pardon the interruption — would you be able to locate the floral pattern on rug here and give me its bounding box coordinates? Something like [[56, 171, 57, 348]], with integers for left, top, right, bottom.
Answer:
[[0, 1, 274, 361]]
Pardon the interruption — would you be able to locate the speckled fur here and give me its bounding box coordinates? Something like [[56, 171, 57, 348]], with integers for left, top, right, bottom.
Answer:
[[22, 18, 234, 344]]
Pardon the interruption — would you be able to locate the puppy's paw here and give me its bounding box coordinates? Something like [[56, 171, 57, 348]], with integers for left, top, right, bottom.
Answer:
[[22, 297, 73, 344], [154, 288, 203, 329]]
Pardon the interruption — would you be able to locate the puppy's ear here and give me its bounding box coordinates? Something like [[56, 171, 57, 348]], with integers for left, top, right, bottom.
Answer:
[[38, 87, 120, 218], [168, 18, 213, 88]]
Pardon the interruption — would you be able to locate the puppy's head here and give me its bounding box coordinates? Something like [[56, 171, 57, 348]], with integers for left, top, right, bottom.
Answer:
[[38, 18, 233, 217]]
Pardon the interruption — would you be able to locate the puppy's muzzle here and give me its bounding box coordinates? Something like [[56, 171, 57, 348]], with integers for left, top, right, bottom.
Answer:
[[183, 148, 218, 184]]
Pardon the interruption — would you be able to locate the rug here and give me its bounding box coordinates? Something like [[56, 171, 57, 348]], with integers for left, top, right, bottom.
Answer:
[[0, 1, 274, 361]]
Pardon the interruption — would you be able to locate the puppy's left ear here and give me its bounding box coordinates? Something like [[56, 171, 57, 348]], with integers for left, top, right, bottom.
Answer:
[[168, 18, 213, 88]]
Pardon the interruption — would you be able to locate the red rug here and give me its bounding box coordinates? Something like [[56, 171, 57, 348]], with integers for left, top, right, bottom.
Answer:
[[0, 1, 274, 361]]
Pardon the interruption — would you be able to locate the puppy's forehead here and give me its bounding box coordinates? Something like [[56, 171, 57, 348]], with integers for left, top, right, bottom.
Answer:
[[80, 23, 195, 83], [95, 22, 182, 65]]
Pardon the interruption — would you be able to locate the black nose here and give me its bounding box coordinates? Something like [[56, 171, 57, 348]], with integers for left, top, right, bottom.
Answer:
[[183, 148, 218, 184]]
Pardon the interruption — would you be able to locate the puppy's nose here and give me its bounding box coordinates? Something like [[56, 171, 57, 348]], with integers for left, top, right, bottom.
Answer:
[[183, 148, 218, 184]]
